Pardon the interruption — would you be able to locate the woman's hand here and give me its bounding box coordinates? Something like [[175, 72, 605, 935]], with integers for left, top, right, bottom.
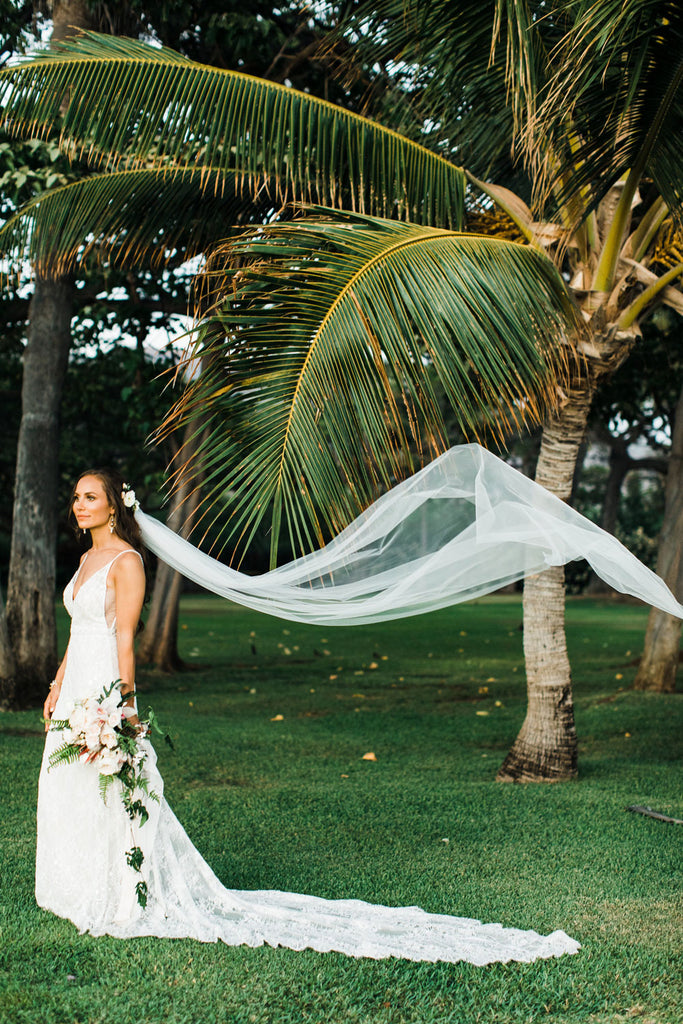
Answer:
[[43, 682, 61, 732]]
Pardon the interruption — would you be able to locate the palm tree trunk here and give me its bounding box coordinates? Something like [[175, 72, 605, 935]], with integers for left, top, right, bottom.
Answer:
[[5, 276, 74, 706], [497, 381, 594, 782], [633, 380, 683, 693]]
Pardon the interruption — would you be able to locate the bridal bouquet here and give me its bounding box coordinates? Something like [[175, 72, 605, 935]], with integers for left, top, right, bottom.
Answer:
[[48, 681, 162, 907]]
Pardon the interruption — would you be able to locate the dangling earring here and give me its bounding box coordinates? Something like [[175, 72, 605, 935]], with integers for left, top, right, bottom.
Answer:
[[81, 528, 86, 536], [109, 513, 116, 535]]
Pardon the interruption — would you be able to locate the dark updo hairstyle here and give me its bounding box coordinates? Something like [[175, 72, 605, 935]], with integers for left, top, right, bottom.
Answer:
[[70, 467, 145, 555]]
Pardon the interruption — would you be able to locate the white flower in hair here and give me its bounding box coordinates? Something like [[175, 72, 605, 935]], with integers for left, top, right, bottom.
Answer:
[[121, 483, 140, 511]]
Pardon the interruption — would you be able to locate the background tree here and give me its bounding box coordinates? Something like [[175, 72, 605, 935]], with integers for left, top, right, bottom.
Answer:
[[0, 0, 90, 708], [0, 0, 358, 700], [582, 313, 679, 592], [634, 375, 683, 693]]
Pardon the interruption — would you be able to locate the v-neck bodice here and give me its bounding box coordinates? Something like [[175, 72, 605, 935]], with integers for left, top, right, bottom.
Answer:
[[64, 549, 142, 635]]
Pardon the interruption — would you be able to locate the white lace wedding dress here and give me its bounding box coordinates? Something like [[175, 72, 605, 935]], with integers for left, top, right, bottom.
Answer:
[[36, 551, 580, 965]]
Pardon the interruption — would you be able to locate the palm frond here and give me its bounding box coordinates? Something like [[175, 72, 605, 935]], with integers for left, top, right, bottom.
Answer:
[[331, 0, 527, 183], [162, 209, 579, 566], [0, 30, 466, 228], [527, 0, 683, 221], [0, 166, 272, 279]]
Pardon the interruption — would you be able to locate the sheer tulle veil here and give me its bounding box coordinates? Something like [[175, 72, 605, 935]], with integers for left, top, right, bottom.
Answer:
[[133, 443, 683, 625]]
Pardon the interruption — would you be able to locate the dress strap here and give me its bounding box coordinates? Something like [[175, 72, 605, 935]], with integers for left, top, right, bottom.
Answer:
[[105, 548, 143, 578]]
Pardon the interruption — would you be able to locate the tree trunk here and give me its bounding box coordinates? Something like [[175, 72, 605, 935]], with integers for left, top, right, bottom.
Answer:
[[137, 561, 186, 672], [0, 3, 97, 707], [51, 0, 91, 39], [586, 435, 630, 594], [497, 381, 595, 782], [4, 276, 74, 706], [634, 380, 683, 693], [137, 427, 202, 671], [0, 582, 17, 707], [601, 437, 630, 536]]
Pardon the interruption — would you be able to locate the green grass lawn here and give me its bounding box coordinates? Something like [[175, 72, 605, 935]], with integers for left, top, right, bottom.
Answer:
[[0, 596, 681, 1024]]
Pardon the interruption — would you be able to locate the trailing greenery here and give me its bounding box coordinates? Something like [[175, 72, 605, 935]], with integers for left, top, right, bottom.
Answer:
[[0, 596, 680, 1023]]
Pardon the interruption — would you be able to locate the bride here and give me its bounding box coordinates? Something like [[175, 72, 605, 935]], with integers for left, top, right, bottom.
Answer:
[[38, 466, 582, 965]]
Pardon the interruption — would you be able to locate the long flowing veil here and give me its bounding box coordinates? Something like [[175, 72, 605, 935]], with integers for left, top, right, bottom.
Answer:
[[135, 443, 683, 623], [122, 441, 683, 964]]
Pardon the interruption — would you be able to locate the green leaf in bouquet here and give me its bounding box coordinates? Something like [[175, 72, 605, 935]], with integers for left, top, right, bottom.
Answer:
[[47, 718, 70, 731], [48, 742, 82, 769], [99, 773, 116, 803]]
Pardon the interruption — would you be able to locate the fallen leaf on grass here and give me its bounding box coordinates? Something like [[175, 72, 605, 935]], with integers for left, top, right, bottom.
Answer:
[[270, 714, 284, 722], [475, 710, 489, 717], [362, 752, 377, 761]]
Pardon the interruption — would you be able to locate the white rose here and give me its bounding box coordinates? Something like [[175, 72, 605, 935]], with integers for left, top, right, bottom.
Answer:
[[68, 704, 87, 735], [102, 701, 123, 730], [84, 723, 102, 751], [100, 722, 118, 749], [122, 488, 138, 509], [83, 701, 102, 730], [97, 748, 120, 776]]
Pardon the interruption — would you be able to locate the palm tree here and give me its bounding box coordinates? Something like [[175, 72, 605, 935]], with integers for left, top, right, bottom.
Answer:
[[0, 1, 680, 777], [336, 0, 683, 778]]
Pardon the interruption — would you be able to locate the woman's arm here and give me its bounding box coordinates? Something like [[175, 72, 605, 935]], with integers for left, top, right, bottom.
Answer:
[[43, 644, 70, 732], [111, 552, 146, 703]]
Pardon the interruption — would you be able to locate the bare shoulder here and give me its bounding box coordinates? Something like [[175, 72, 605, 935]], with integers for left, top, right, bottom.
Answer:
[[110, 548, 145, 586]]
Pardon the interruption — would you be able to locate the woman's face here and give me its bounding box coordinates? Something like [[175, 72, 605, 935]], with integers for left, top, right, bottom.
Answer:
[[73, 475, 114, 532]]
